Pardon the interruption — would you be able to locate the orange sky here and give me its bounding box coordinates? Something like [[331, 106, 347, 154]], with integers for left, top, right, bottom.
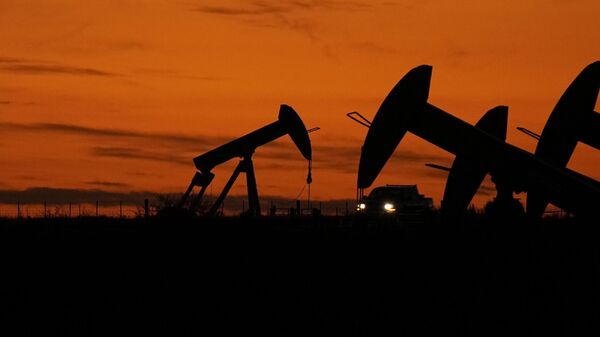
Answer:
[[1, 0, 599, 208]]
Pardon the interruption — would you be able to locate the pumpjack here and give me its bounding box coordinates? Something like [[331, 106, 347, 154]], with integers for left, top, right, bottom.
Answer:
[[525, 61, 599, 217], [438, 106, 525, 218], [429, 62, 599, 217], [357, 65, 599, 218], [349, 107, 520, 217], [179, 104, 312, 216]]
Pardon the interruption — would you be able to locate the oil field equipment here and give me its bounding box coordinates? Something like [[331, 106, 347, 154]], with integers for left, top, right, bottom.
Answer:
[[179, 104, 312, 216], [357, 65, 599, 217]]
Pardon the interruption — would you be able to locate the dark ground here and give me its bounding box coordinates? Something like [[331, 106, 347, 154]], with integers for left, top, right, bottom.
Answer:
[[1, 214, 599, 336]]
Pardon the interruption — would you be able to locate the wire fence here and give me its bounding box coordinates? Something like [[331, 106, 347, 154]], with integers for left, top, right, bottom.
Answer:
[[0, 198, 358, 219], [0, 201, 147, 219], [0, 198, 570, 219]]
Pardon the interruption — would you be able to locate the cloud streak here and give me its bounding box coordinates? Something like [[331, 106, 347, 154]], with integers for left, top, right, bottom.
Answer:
[[133, 68, 226, 81], [0, 187, 153, 206], [0, 64, 116, 77], [476, 183, 496, 197], [197, 4, 287, 15], [1, 56, 221, 83], [256, 142, 452, 174], [84, 181, 131, 188], [192, 1, 372, 56], [194, 1, 370, 15], [0, 120, 452, 174], [0, 121, 230, 152], [90, 146, 191, 166], [0, 57, 118, 77]]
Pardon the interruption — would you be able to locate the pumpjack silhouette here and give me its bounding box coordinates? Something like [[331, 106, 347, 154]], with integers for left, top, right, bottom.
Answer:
[[441, 106, 524, 218], [526, 61, 600, 217], [178, 104, 312, 217], [357, 64, 600, 218]]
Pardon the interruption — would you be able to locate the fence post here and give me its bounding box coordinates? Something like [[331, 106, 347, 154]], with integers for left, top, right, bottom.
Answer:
[[144, 199, 149, 218], [119, 201, 123, 218], [17, 201, 21, 219], [95, 201, 99, 217], [44, 201, 47, 218], [69, 202, 72, 218]]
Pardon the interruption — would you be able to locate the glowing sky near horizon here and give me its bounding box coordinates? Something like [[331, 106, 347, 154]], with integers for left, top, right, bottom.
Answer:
[[0, 0, 598, 207]]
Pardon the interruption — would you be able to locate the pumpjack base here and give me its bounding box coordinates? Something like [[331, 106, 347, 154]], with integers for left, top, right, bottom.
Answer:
[[178, 155, 262, 218]]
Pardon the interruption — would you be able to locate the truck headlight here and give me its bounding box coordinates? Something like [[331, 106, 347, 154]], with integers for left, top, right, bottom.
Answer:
[[357, 203, 366, 211], [383, 203, 395, 212]]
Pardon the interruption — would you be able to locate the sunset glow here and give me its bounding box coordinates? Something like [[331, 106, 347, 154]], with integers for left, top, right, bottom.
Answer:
[[1, 0, 599, 209]]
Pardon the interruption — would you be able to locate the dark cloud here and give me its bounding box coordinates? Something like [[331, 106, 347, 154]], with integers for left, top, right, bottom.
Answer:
[[353, 41, 399, 54], [0, 120, 298, 168], [0, 57, 27, 63], [289, 0, 370, 11], [256, 143, 451, 174], [126, 171, 159, 177], [196, 4, 288, 15], [90, 146, 191, 166], [196, 1, 365, 40], [0, 57, 117, 77], [254, 161, 307, 171], [477, 183, 496, 197], [194, 1, 322, 40], [0, 101, 11, 105], [84, 181, 131, 188], [193, 1, 371, 56], [416, 166, 451, 180], [269, 16, 319, 39], [312, 141, 439, 160], [194, 1, 369, 15], [0, 121, 230, 152], [89, 139, 446, 175], [0, 187, 154, 206], [0, 64, 116, 77], [414, 166, 501, 197], [389, 150, 450, 163], [14, 175, 43, 181], [0, 120, 451, 174], [0, 122, 143, 137], [133, 68, 226, 81]]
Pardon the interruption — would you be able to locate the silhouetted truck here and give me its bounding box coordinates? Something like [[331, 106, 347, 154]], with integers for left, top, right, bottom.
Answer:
[[357, 185, 433, 215]]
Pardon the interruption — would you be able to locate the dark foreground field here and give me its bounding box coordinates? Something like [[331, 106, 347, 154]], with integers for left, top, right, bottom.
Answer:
[[1, 215, 599, 336]]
